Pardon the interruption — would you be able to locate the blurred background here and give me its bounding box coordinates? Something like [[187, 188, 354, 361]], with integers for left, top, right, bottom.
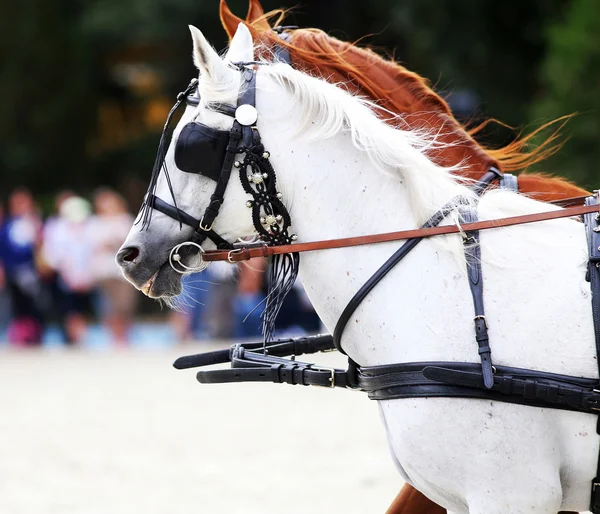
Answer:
[[0, 1, 599, 512], [1, 0, 599, 346]]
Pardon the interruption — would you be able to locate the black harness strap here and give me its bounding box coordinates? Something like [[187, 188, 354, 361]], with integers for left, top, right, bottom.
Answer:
[[460, 208, 494, 389], [332, 197, 468, 354], [584, 194, 600, 513], [144, 67, 260, 251], [272, 26, 295, 64], [145, 194, 231, 249], [332, 170, 502, 389], [191, 68, 256, 248], [472, 166, 503, 196], [175, 333, 600, 413]]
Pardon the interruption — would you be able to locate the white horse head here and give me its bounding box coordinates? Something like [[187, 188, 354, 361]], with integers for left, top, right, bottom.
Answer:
[[117, 25, 261, 297], [117, 23, 470, 299]]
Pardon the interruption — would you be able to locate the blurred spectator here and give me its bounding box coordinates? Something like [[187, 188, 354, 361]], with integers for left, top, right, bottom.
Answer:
[[171, 262, 237, 341], [41, 190, 75, 341], [41, 196, 95, 344], [89, 188, 137, 344], [0, 201, 11, 331], [234, 259, 267, 339], [277, 278, 322, 335], [204, 262, 238, 339], [170, 272, 212, 341], [0, 188, 48, 345]]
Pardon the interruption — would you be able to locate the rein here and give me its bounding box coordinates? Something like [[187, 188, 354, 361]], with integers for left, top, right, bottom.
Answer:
[[202, 201, 600, 263]]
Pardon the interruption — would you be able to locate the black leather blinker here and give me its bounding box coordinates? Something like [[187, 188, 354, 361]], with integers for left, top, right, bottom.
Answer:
[[174, 122, 230, 182]]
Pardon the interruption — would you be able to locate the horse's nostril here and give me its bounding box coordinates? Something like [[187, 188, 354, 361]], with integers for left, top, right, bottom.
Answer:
[[118, 247, 140, 264]]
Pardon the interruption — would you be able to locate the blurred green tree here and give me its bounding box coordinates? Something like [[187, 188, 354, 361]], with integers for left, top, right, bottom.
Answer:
[[0, 0, 586, 203], [529, 0, 600, 187]]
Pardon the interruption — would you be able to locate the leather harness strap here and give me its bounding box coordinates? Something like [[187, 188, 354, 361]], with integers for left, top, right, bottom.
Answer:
[[461, 208, 494, 389], [332, 195, 473, 355], [202, 202, 600, 262]]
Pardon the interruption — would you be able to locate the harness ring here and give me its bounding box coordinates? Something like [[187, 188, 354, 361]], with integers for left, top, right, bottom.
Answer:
[[169, 241, 209, 274]]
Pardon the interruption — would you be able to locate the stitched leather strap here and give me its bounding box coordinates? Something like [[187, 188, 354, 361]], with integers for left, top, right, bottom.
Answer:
[[203, 202, 600, 262], [173, 334, 335, 369], [461, 208, 494, 389], [147, 193, 231, 249], [358, 362, 600, 413], [174, 335, 600, 414], [584, 195, 600, 513]]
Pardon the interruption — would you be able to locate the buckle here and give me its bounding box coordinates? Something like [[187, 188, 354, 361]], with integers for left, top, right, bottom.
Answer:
[[590, 390, 600, 411], [474, 315, 488, 329], [227, 249, 243, 263], [311, 366, 335, 388], [199, 216, 215, 232]]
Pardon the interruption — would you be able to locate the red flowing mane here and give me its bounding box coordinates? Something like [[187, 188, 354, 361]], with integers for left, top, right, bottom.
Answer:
[[220, 0, 587, 201]]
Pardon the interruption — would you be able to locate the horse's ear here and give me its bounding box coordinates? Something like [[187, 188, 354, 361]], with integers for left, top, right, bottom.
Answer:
[[189, 25, 228, 79], [225, 23, 253, 64], [246, 0, 270, 31], [220, 0, 243, 40]]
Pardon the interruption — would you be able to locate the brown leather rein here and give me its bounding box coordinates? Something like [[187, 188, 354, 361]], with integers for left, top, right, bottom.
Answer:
[[202, 197, 598, 263]]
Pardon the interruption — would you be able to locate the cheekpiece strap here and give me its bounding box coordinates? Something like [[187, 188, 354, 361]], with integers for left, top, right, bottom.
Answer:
[[192, 67, 257, 247]]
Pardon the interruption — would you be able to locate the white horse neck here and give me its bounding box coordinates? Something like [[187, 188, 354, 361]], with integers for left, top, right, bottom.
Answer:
[[255, 71, 596, 378]]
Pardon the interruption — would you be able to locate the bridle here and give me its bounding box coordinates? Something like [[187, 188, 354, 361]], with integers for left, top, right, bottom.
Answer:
[[143, 64, 297, 268], [142, 61, 299, 340]]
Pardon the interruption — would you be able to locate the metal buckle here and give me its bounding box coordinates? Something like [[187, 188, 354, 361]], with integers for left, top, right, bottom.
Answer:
[[591, 390, 600, 411], [199, 216, 215, 232], [474, 315, 488, 328], [227, 249, 243, 263], [312, 366, 335, 388]]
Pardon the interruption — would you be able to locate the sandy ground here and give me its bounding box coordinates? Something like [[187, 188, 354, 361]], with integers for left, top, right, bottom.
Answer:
[[0, 343, 402, 514]]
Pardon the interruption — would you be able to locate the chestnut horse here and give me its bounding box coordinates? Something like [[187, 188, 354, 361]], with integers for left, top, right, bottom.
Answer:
[[219, 2, 586, 513]]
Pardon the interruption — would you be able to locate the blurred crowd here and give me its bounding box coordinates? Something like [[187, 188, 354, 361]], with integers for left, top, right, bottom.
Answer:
[[0, 187, 137, 346], [0, 187, 321, 347]]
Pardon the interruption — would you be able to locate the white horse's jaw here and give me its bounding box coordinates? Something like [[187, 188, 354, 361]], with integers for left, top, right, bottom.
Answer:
[[140, 270, 159, 297]]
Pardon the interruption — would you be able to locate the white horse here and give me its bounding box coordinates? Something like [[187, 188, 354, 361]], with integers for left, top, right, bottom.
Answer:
[[117, 23, 599, 513]]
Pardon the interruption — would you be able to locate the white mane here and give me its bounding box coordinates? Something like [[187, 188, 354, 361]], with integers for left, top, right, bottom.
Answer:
[[254, 60, 583, 269], [259, 61, 477, 224]]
